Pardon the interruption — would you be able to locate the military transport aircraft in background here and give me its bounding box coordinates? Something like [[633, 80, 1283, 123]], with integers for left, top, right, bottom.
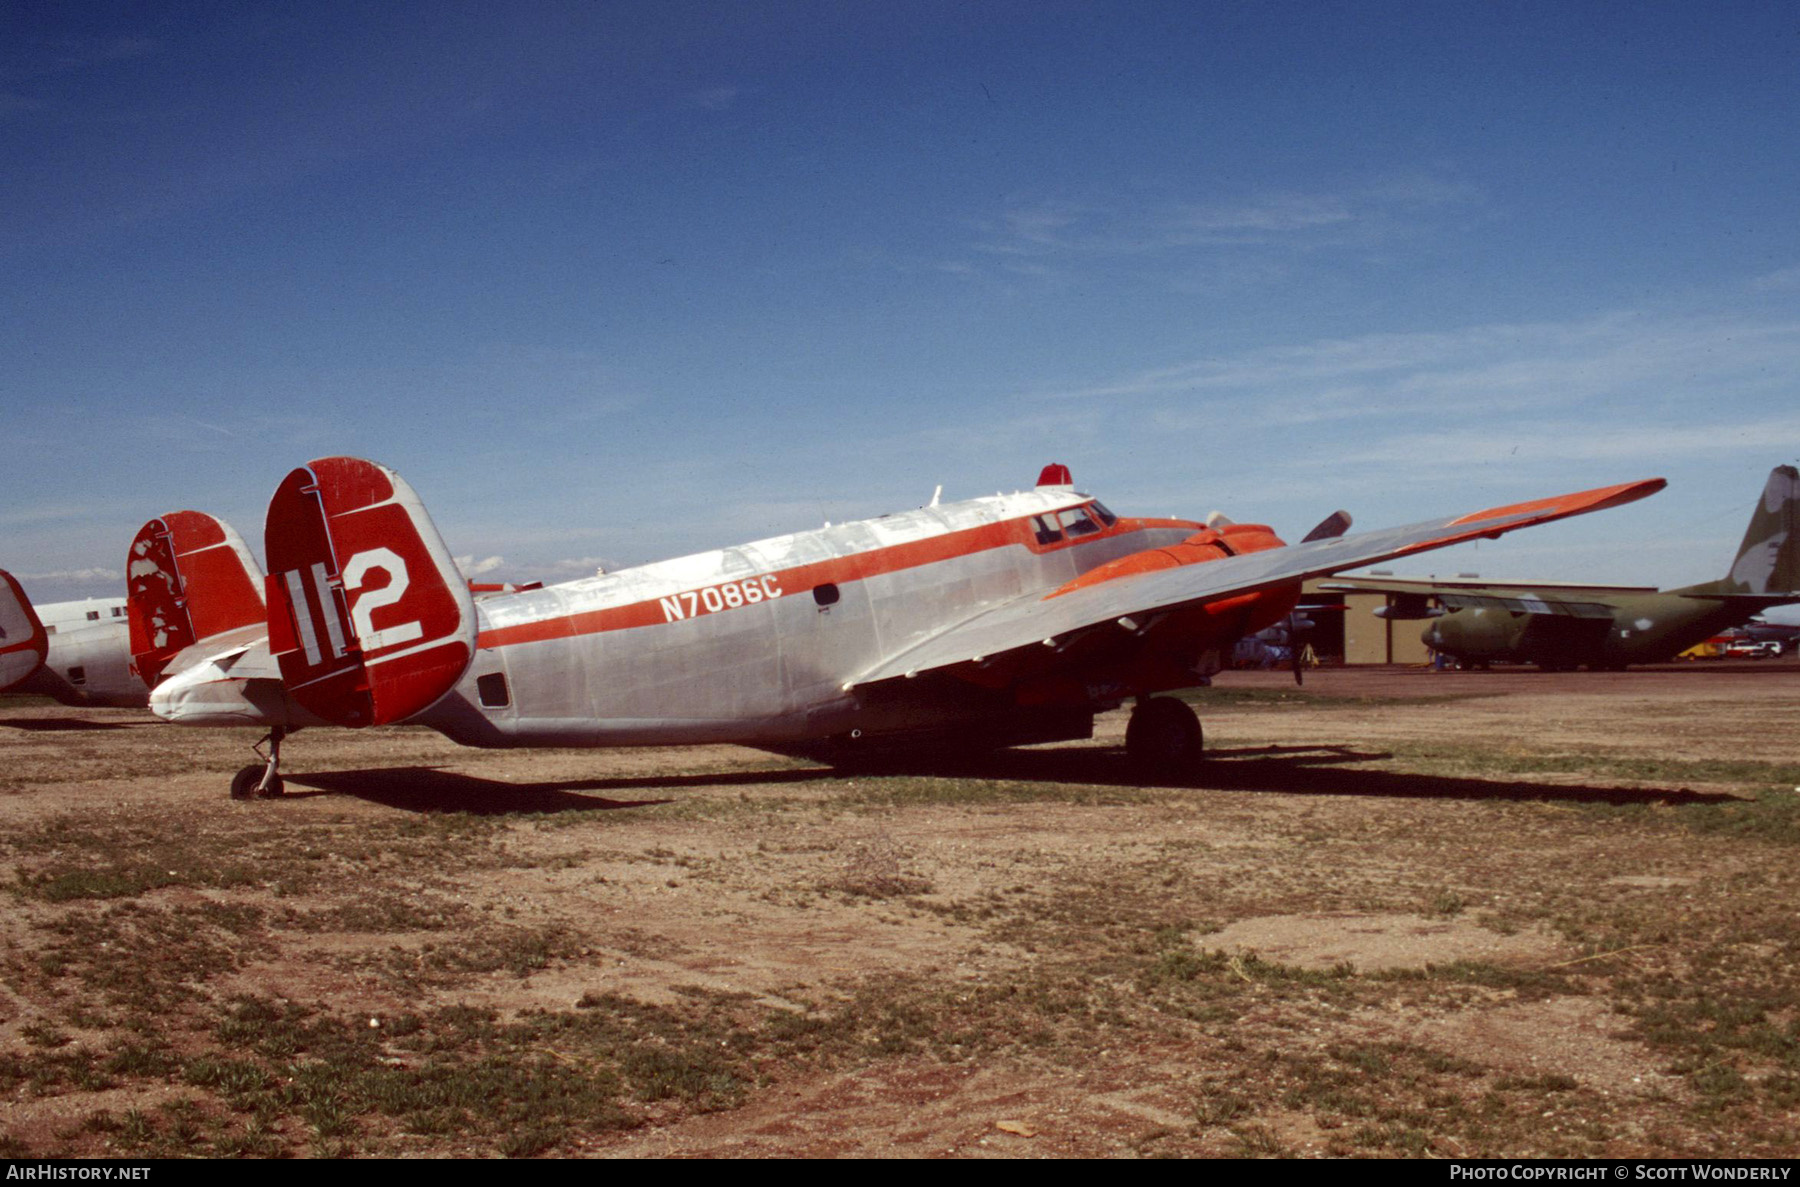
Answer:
[[139, 456, 1664, 798], [1326, 465, 1800, 671], [0, 572, 144, 707]]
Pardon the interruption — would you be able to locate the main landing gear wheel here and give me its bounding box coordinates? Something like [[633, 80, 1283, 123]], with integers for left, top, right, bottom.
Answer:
[[230, 765, 284, 800], [229, 726, 288, 800], [1126, 697, 1204, 776]]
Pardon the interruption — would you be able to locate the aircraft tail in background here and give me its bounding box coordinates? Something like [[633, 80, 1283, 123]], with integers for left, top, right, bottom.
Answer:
[[127, 511, 267, 688], [1681, 465, 1800, 596], [0, 570, 50, 693]]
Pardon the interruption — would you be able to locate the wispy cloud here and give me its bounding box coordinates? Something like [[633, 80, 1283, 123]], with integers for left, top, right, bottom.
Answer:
[[684, 86, 740, 111], [454, 555, 506, 578], [4, 35, 164, 83], [535, 556, 617, 579], [1168, 193, 1355, 237], [1332, 414, 1800, 471], [0, 503, 106, 527], [1751, 265, 1800, 292], [15, 567, 120, 584], [1025, 311, 1800, 419], [942, 174, 1482, 284]]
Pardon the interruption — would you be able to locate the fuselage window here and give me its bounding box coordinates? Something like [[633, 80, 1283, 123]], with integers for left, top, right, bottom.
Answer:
[[86, 611, 100, 621], [1032, 515, 1063, 545], [813, 583, 840, 607], [476, 672, 510, 708], [112, 606, 125, 617]]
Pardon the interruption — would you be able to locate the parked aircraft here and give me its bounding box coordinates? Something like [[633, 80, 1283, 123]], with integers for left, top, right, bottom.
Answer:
[[1734, 619, 1800, 654], [1327, 465, 1800, 671], [0, 573, 145, 707], [140, 457, 1664, 798]]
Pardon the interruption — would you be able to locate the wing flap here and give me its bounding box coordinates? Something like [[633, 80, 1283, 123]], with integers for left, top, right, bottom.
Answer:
[[852, 477, 1664, 686]]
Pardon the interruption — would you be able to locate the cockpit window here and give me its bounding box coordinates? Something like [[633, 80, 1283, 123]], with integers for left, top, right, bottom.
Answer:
[[1032, 515, 1062, 545], [1057, 507, 1100, 537], [1090, 501, 1118, 527]]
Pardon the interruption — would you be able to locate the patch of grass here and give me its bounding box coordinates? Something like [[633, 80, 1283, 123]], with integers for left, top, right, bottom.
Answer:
[[1181, 687, 1491, 710], [1428, 889, 1467, 917], [20, 1020, 71, 1048], [834, 774, 1148, 810], [1373, 960, 1579, 999], [0, 1048, 114, 1097], [1493, 1073, 1579, 1092], [1193, 1090, 1250, 1126], [104, 1043, 178, 1078], [420, 924, 579, 979], [824, 835, 933, 899], [276, 895, 467, 933], [26, 901, 255, 1014], [1671, 789, 1800, 845]]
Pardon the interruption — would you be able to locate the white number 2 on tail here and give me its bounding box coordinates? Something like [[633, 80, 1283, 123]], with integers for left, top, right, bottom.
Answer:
[[342, 548, 424, 653]]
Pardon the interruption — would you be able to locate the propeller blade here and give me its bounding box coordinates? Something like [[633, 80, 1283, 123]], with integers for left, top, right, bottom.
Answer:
[[1301, 509, 1353, 542]]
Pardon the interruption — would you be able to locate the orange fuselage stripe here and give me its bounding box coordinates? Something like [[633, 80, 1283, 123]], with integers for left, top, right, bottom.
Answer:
[[474, 514, 1198, 650]]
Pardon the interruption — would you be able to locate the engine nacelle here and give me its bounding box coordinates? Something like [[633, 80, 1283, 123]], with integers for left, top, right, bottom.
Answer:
[[1373, 593, 1446, 620]]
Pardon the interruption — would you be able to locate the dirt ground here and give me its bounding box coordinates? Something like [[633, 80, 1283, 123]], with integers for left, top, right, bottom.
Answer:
[[1, 659, 1797, 1158]]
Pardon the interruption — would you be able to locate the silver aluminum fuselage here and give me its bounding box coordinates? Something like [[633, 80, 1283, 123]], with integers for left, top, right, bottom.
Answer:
[[419, 489, 1199, 748]]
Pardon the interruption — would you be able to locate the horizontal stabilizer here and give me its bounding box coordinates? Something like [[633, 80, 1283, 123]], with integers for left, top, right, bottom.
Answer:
[[265, 457, 476, 727], [0, 569, 49, 693], [1677, 591, 1800, 609]]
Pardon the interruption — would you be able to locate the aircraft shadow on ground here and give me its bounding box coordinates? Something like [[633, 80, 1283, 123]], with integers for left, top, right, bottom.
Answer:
[[284, 742, 1736, 814], [923, 743, 1738, 806], [284, 765, 839, 815], [0, 717, 154, 732]]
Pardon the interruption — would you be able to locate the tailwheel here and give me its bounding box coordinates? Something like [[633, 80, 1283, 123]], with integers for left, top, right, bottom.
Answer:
[[230, 727, 288, 799], [230, 765, 283, 799], [1125, 696, 1204, 776]]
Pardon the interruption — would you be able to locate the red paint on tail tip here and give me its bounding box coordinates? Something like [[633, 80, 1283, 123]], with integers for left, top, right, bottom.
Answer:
[[0, 570, 50, 693], [127, 511, 266, 688], [125, 520, 190, 687], [1037, 463, 1073, 488], [265, 457, 475, 728]]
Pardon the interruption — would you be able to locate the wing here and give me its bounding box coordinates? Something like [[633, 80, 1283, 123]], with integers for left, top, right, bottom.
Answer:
[[1321, 578, 1633, 620], [1323, 577, 1658, 595], [852, 478, 1664, 685]]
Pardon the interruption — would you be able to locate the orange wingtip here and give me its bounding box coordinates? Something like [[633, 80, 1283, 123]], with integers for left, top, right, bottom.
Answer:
[[1446, 478, 1666, 528]]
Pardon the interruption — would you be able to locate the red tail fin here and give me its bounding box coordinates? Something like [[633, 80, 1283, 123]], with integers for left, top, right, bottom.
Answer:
[[0, 569, 49, 693], [126, 511, 266, 688], [264, 457, 476, 727]]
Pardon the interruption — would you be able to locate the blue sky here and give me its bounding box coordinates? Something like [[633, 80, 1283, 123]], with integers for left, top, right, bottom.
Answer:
[[4, 1, 1798, 611]]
